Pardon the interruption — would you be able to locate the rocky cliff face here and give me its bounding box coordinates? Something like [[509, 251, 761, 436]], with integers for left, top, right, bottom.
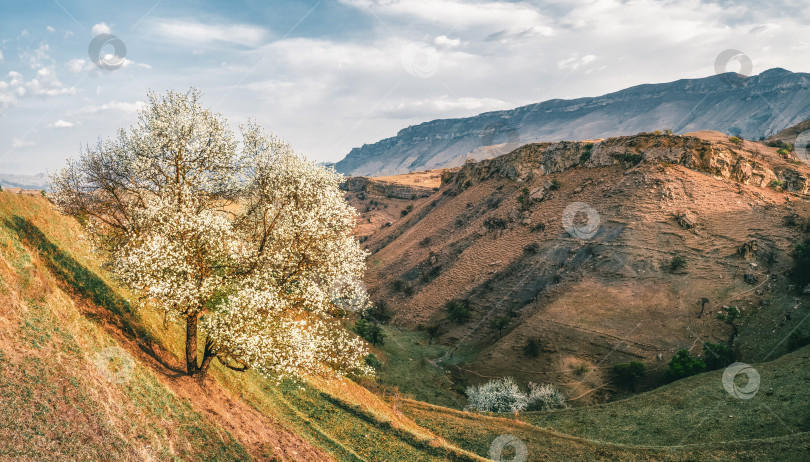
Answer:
[[443, 133, 810, 195], [340, 176, 435, 200], [335, 68, 810, 177]]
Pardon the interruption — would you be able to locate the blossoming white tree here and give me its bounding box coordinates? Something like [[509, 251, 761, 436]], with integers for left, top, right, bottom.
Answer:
[[52, 88, 371, 379]]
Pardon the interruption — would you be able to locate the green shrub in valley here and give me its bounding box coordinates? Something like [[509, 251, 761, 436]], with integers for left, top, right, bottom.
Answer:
[[702, 342, 734, 370], [523, 338, 541, 358], [446, 300, 471, 324], [792, 239, 810, 287], [787, 330, 810, 352], [612, 361, 646, 391], [668, 254, 687, 272], [490, 317, 510, 337], [365, 353, 382, 369], [666, 349, 705, 381], [355, 319, 385, 346]]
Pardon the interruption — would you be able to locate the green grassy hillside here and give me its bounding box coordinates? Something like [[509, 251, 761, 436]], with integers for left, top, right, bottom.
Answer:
[[522, 346, 810, 446], [399, 347, 810, 460]]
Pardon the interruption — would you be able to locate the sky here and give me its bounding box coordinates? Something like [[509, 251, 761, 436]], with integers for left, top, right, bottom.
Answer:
[[0, 0, 809, 175]]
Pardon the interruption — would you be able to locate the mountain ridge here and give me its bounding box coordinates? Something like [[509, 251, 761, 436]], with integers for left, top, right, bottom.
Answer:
[[336, 68, 810, 176]]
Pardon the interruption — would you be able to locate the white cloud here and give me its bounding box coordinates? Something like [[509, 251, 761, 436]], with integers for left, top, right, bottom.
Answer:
[[67, 57, 151, 73], [343, 0, 553, 35], [49, 120, 74, 128], [0, 65, 79, 111], [484, 26, 554, 43], [0, 51, 3, 62], [379, 96, 508, 118], [147, 19, 267, 47], [558, 54, 598, 71], [434, 35, 461, 49], [21, 43, 52, 69], [7, 71, 23, 85], [121, 59, 152, 70], [64, 31, 74, 39], [46, 26, 55, 33], [24, 66, 77, 96], [11, 138, 34, 149], [92, 23, 112, 35], [69, 100, 145, 115], [67, 58, 91, 73]]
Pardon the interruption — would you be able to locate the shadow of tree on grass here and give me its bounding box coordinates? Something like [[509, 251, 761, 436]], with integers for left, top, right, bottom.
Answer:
[[4, 215, 185, 375]]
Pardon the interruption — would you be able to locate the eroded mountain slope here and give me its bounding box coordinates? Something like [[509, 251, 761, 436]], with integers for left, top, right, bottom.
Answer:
[[359, 131, 810, 402]]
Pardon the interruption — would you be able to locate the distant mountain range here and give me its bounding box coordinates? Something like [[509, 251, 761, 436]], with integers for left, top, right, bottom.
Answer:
[[335, 68, 810, 177], [0, 173, 49, 190]]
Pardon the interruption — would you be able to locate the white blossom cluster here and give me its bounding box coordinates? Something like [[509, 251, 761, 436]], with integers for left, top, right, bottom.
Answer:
[[465, 377, 528, 413], [465, 377, 567, 413], [203, 288, 370, 378], [52, 88, 372, 378], [112, 198, 246, 315], [525, 382, 568, 411]]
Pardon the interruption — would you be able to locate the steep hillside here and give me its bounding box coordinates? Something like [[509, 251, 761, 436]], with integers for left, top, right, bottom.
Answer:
[[341, 169, 445, 240], [335, 68, 810, 176], [521, 344, 810, 446], [0, 192, 491, 461], [359, 131, 810, 404]]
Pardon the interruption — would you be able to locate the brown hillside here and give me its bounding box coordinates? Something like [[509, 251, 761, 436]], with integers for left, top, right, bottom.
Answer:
[[766, 118, 810, 145], [342, 169, 449, 241], [357, 131, 810, 403]]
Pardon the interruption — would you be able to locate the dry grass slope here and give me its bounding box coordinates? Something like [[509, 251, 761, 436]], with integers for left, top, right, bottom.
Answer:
[[0, 192, 489, 461], [357, 132, 810, 404]]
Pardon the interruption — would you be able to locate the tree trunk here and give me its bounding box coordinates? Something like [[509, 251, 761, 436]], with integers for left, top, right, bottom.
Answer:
[[186, 313, 199, 375], [198, 352, 215, 377]]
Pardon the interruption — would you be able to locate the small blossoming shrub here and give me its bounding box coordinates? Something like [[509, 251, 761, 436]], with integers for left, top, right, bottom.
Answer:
[[525, 382, 567, 411], [465, 378, 567, 413], [465, 377, 528, 413]]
